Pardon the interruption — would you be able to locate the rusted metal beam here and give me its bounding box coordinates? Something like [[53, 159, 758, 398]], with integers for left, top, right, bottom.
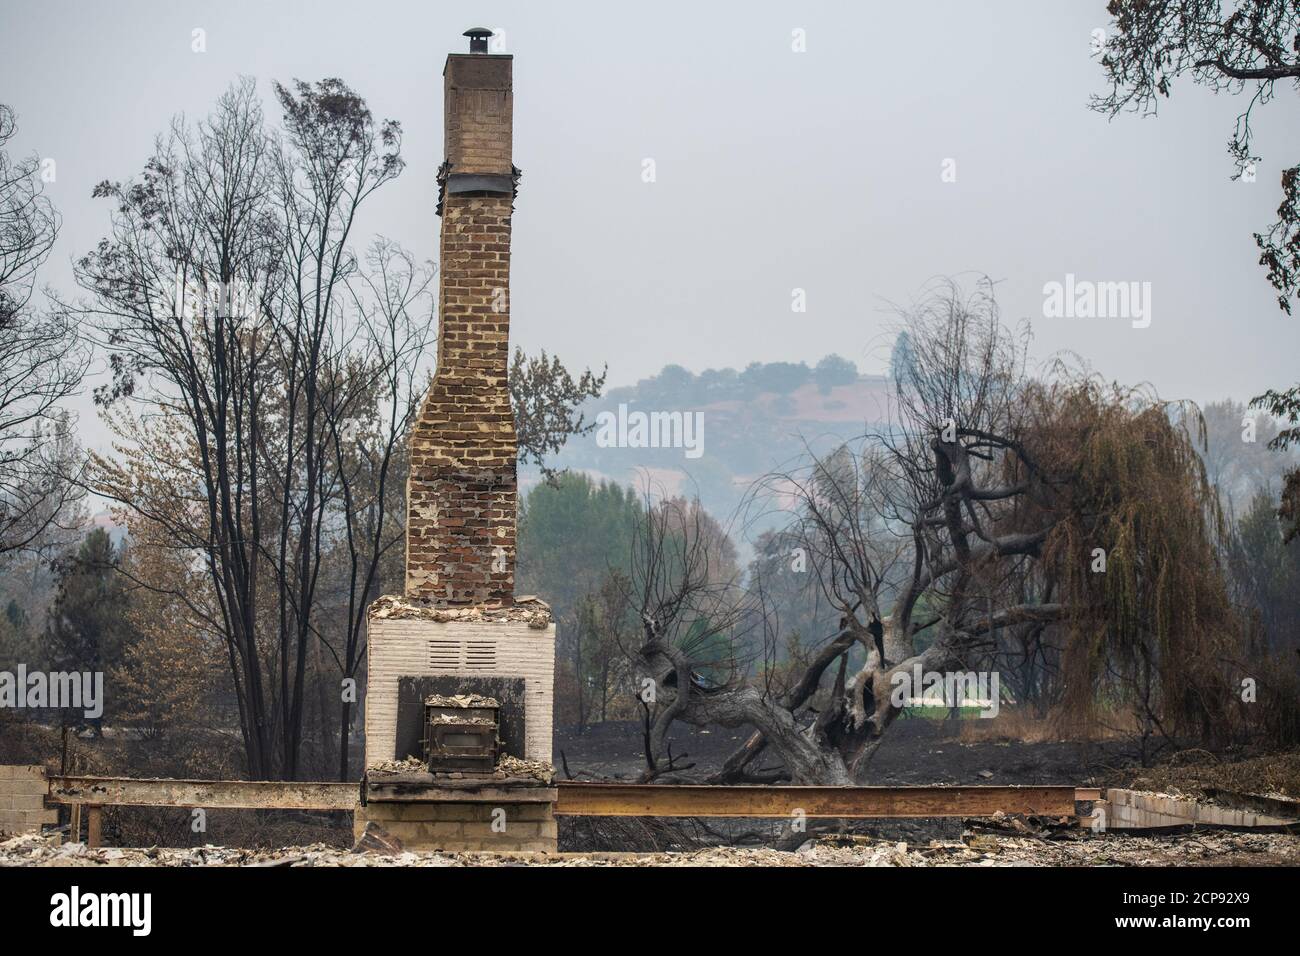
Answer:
[[554, 783, 1079, 819], [47, 776, 359, 811], [44, 775, 1084, 821]]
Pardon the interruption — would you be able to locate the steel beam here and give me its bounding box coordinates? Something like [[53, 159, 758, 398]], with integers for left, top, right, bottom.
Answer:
[[45, 776, 1083, 821], [47, 776, 358, 811], [554, 783, 1079, 819]]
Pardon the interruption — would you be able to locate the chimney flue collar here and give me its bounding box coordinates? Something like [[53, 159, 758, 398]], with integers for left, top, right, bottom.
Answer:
[[463, 27, 493, 53]]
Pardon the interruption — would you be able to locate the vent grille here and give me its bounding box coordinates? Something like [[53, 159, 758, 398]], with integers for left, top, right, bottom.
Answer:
[[464, 641, 498, 671], [427, 638, 500, 672], [428, 639, 462, 669]]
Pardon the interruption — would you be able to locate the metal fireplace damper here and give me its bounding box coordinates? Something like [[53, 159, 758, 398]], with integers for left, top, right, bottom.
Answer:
[[421, 694, 500, 772]]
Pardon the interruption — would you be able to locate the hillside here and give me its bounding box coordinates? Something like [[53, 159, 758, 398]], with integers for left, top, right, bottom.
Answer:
[[526, 358, 896, 528]]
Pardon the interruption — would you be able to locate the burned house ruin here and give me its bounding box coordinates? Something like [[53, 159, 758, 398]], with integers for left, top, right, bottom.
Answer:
[[357, 28, 558, 854]]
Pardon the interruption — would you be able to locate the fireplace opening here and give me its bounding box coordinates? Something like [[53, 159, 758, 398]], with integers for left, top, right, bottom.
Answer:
[[422, 694, 500, 772], [394, 674, 528, 768]]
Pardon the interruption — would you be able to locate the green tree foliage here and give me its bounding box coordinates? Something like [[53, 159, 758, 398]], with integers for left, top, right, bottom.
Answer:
[[44, 528, 133, 730], [517, 474, 644, 727], [0, 598, 39, 672], [696, 367, 739, 401], [509, 348, 606, 477], [517, 473, 642, 614], [739, 360, 811, 395], [1250, 385, 1300, 543], [813, 354, 858, 393], [1230, 490, 1300, 654], [570, 570, 636, 725], [621, 356, 860, 408], [889, 330, 914, 382]]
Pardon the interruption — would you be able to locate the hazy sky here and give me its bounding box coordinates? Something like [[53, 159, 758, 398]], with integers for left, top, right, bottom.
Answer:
[[4, 0, 1299, 455]]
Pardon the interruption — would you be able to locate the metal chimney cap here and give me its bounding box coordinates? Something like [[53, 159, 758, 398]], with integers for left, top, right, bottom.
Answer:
[[463, 27, 493, 53]]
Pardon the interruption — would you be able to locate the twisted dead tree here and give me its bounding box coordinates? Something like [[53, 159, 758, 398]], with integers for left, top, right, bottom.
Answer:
[[630, 279, 1243, 783], [629, 496, 751, 782]]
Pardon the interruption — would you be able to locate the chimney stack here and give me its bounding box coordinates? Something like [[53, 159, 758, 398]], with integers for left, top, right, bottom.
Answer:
[[406, 31, 518, 606]]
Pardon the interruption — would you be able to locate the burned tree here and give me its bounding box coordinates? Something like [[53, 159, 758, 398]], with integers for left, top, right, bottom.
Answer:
[[631, 279, 1244, 783], [78, 78, 406, 780], [1092, 3, 1300, 603], [0, 104, 86, 557], [1092, 0, 1300, 312], [78, 79, 602, 780], [629, 495, 756, 782]]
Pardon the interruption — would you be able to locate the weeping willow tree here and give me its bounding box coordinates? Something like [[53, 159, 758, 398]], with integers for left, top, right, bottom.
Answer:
[[628, 279, 1251, 784], [1017, 379, 1242, 758]]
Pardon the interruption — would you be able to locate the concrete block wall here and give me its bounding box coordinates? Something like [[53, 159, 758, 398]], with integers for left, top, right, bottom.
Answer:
[[365, 617, 555, 765], [356, 797, 556, 853], [0, 765, 56, 835], [1104, 788, 1298, 829]]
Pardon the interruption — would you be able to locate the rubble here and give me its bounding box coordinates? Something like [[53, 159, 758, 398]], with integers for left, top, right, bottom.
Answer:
[[1117, 751, 1300, 802], [369, 594, 551, 629], [425, 694, 499, 709], [364, 754, 554, 784], [4, 829, 1298, 867], [352, 822, 404, 856], [367, 756, 428, 775], [495, 755, 554, 783]]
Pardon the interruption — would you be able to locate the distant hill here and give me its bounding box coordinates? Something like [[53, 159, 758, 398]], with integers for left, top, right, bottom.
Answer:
[[526, 357, 896, 535]]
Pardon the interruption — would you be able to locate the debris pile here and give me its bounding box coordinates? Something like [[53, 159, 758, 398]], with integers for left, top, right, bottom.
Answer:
[[367, 756, 427, 775], [365, 754, 553, 784], [1120, 751, 1300, 803], [428, 715, 495, 725], [495, 755, 553, 783], [5, 829, 1298, 867], [425, 694, 499, 709], [369, 594, 550, 629]]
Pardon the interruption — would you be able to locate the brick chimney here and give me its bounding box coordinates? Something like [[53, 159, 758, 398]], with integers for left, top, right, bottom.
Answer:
[[407, 32, 519, 606]]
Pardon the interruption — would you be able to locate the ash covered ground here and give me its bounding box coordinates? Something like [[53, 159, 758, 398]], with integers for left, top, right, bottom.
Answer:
[[3, 719, 1295, 865], [554, 717, 1126, 786], [4, 829, 1298, 867]]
